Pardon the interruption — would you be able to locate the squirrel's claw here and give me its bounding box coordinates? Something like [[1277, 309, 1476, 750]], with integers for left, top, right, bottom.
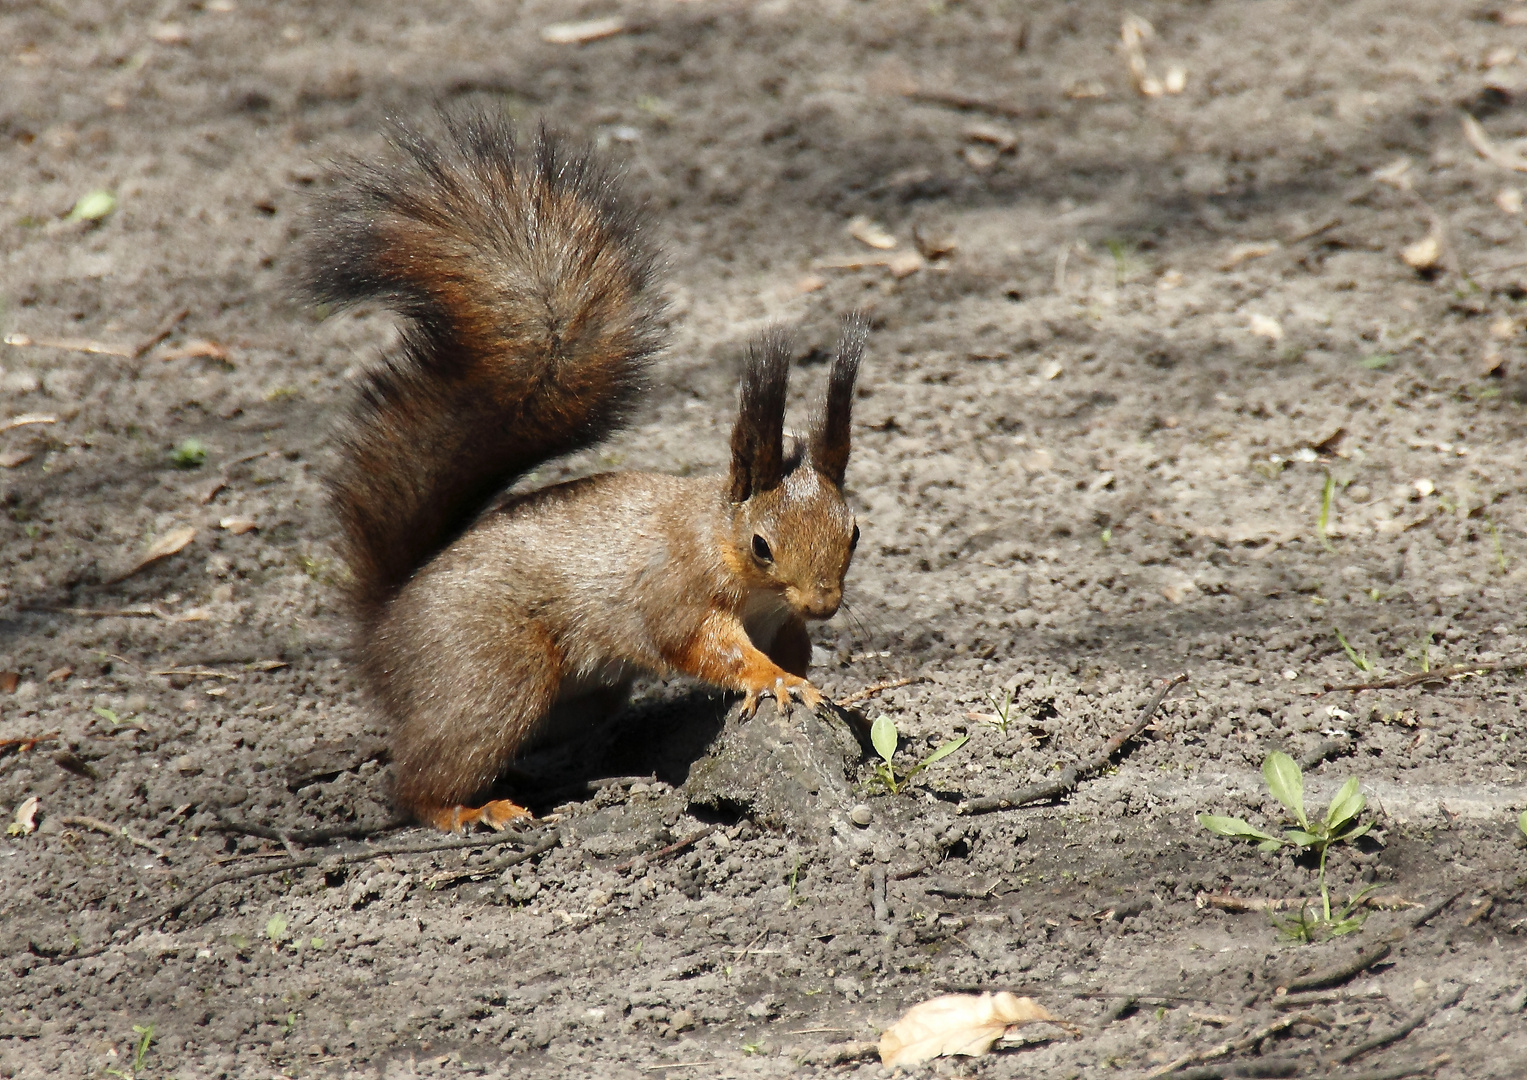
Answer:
[[740, 689, 763, 719]]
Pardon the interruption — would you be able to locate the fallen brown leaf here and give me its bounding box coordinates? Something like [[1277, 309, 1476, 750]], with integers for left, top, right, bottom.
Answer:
[[219, 516, 258, 535], [540, 17, 625, 45], [0, 450, 34, 468], [879, 992, 1076, 1067], [8, 796, 39, 837], [0, 672, 19, 693], [848, 216, 897, 250], [1462, 112, 1527, 172], [125, 525, 197, 578]]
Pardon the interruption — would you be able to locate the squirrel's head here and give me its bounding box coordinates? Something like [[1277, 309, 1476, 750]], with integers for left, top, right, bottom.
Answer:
[[723, 318, 865, 620]]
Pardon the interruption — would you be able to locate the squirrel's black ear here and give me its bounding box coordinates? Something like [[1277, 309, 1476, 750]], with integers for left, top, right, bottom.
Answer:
[[729, 328, 792, 503], [807, 313, 866, 488]]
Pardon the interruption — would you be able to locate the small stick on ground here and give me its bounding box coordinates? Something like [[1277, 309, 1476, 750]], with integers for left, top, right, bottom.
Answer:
[[1278, 943, 1391, 994], [60, 816, 171, 862], [132, 307, 189, 359], [0, 732, 60, 758], [1407, 889, 1465, 931], [212, 817, 410, 845], [1325, 1053, 1450, 1080], [1146, 1013, 1325, 1078], [612, 825, 716, 874], [959, 673, 1188, 815], [905, 89, 1035, 119], [1315, 660, 1522, 696], [1197, 893, 1419, 914], [1335, 987, 1464, 1064], [40, 828, 558, 963], [835, 676, 923, 709]]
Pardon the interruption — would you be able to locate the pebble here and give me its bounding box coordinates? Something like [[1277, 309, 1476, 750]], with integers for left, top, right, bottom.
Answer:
[[850, 804, 873, 826]]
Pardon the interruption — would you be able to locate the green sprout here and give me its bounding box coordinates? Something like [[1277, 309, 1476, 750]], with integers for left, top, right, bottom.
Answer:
[[1317, 471, 1337, 552], [1333, 627, 1375, 673], [1519, 811, 1527, 840], [1486, 514, 1509, 572], [169, 437, 207, 468], [1200, 752, 1374, 935], [868, 715, 967, 795]]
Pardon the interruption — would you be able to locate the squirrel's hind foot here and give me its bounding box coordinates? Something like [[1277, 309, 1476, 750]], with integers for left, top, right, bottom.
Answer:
[[420, 798, 533, 833]]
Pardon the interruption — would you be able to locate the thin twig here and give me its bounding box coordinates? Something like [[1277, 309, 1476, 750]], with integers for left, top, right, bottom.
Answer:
[[211, 816, 410, 845], [1316, 660, 1521, 695], [0, 732, 60, 758], [59, 816, 170, 862], [38, 829, 558, 963], [1335, 987, 1464, 1064], [611, 826, 715, 874], [1197, 892, 1418, 914], [1320, 1053, 1450, 1080], [904, 88, 1034, 119], [132, 308, 189, 359], [959, 673, 1188, 814], [1146, 1013, 1325, 1078], [1407, 889, 1465, 931], [835, 676, 923, 709], [1278, 943, 1391, 994]]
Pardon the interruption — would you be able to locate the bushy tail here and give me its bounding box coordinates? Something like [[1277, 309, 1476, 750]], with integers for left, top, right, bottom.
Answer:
[[303, 112, 665, 609]]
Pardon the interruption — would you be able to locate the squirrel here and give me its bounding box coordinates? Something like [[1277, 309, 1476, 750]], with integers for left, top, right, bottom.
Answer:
[[302, 112, 866, 832]]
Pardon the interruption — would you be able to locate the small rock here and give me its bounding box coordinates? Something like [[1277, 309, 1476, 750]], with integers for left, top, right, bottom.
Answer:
[[669, 1009, 695, 1032], [850, 804, 873, 827]]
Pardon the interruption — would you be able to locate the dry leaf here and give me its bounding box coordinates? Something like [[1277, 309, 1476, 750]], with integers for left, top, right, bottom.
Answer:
[[1371, 157, 1413, 189], [962, 145, 1000, 171], [540, 17, 625, 45], [219, 516, 257, 534], [160, 339, 229, 363], [131, 525, 197, 575], [0, 671, 18, 693], [1462, 113, 1527, 173], [879, 992, 1073, 1067], [913, 224, 957, 261], [1042, 360, 1063, 380], [0, 413, 58, 432], [0, 450, 32, 468], [1497, 187, 1524, 214], [848, 216, 897, 250], [886, 250, 925, 278], [964, 122, 1017, 152], [8, 796, 39, 837], [1220, 242, 1279, 269], [795, 274, 827, 294], [1247, 314, 1285, 342], [1401, 231, 1442, 271], [45, 667, 72, 683]]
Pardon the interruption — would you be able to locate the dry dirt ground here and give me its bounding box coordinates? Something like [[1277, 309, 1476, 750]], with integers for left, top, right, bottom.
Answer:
[[4, 1, 1527, 1077]]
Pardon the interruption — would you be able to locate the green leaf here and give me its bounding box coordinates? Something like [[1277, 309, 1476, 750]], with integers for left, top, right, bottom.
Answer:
[[1337, 820, 1374, 843], [1283, 828, 1322, 848], [265, 913, 289, 941], [1325, 777, 1365, 831], [1257, 839, 1283, 853], [1263, 752, 1307, 828], [65, 189, 116, 222], [918, 734, 968, 769], [1519, 810, 1526, 839], [869, 715, 898, 765], [1198, 814, 1283, 845]]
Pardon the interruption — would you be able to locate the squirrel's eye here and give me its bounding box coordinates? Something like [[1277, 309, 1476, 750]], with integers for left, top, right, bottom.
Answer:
[[751, 534, 774, 563], [850, 524, 860, 549]]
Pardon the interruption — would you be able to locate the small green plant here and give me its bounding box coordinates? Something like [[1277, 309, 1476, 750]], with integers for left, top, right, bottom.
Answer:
[[1333, 627, 1375, 673], [784, 856, 802, 910], [980, 687, 1015, 735], [169, 437, 207, 469], [1317, 471, 1337, 551], [106, 1023, 154, 1078], [1486, 514, 1509, 572], [868, 715, 967, 795], [1358, 353, 1392, 370], [1199, 752, 1374, 936], [1519, 810, 1526, 840], [1099, 526, 1112, 549], [265, 912, 289, 945]]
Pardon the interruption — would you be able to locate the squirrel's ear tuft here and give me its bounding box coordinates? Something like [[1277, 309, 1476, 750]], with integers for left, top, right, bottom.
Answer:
[[729, 328, 792, 503], [808, 313, 866, 487]]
